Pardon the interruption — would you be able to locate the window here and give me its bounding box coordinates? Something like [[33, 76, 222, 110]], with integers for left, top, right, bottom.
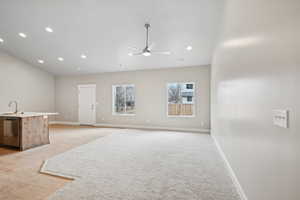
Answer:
[[186, 84, 193, 89], [112, 85, 135, 115], [167, 82, 195, 117]]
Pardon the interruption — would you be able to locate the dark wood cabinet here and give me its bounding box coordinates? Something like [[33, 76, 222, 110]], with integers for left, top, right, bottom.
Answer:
[[0, 118, 20, 148]]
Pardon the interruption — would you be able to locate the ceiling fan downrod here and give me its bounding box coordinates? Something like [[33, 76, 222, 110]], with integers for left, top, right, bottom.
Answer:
[[145, 23, 150, 48]]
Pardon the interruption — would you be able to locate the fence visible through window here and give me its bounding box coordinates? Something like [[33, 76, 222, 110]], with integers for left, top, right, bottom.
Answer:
[[167, 82, 195, 117]]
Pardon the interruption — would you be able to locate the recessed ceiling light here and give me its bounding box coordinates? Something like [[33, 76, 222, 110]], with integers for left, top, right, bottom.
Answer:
[[81, 54, 87, 59], [186, 46, 193, 51], [0, 38, 3, 43], [45, 27, 53, 33], [37, 59, 44, 64], [58, 57, 64, 61], [128, 53, 133, 56], [18, 32, 27, 38]]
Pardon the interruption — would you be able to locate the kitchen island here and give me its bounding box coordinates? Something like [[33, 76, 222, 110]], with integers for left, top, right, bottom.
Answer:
[[0, 112, 58, 151]]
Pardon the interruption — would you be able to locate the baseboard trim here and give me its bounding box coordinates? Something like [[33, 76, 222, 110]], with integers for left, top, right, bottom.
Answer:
[[49, 121, 80, 126], [94, 123, 210, 133], [49, 121, 210, 133], [212, 135, 248, 200]]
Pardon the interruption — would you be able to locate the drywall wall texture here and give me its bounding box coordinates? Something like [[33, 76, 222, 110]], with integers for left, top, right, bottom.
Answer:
[[211, 0, 300, 199], [55, 66, 210, 130], [0, 51, 55, 113]]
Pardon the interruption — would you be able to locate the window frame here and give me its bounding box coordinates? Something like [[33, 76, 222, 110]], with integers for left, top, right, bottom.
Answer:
[[112, 84, 136, 116], [166, 82, 196, 118]]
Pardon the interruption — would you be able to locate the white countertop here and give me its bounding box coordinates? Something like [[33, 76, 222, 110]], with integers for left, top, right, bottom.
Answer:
[[0, 112, 59, 118]]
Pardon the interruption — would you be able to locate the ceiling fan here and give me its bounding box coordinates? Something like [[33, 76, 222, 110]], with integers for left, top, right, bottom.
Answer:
[[128, 23, 171, 57]]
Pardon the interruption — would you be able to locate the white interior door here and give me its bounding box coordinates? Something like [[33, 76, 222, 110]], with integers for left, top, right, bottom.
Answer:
[[78, 84, 96, 125]]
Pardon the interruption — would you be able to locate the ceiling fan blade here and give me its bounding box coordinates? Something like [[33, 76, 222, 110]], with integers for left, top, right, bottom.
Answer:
[[148, 43, 156, 50], [128, 52, 143, 56], [128, 46, 138, 51], [152, 51, 171, 55]]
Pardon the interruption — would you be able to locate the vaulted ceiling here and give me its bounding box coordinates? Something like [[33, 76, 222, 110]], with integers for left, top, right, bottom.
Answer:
[[0, 0, 223, 75]]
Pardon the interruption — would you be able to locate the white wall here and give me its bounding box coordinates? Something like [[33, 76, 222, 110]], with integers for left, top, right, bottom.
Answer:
[[0, 51, 55, 113], [55, 66, 210, 130], [211, 0, 300, 199]]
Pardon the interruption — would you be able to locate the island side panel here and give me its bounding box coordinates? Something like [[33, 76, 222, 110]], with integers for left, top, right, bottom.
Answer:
[[20, 116, 50, 150]]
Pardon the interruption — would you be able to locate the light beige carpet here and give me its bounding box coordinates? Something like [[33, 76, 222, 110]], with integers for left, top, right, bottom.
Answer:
[[41, 130, 240, 200]]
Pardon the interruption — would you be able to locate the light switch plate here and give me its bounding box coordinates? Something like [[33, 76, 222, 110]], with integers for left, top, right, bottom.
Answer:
[[273, 109, 289, 128]]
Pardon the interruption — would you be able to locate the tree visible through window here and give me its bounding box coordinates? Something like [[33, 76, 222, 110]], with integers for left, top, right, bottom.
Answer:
[[167, 82, 195, 116], [113, 85, 135, 115]]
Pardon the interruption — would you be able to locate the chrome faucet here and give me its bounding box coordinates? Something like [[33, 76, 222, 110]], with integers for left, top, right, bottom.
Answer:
[[8, 101, 18, 113]]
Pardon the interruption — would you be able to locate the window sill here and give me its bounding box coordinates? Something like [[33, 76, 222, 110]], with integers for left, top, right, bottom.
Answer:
[[167, 115, 195, 118], [112, 113, 136, 117]]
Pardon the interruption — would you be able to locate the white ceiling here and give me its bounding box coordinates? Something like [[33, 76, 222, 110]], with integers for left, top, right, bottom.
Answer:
[[0, 0, 223, 75]]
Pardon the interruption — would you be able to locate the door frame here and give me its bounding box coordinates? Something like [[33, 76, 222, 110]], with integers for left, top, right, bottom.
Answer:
[[78, 84, 96, 125]]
